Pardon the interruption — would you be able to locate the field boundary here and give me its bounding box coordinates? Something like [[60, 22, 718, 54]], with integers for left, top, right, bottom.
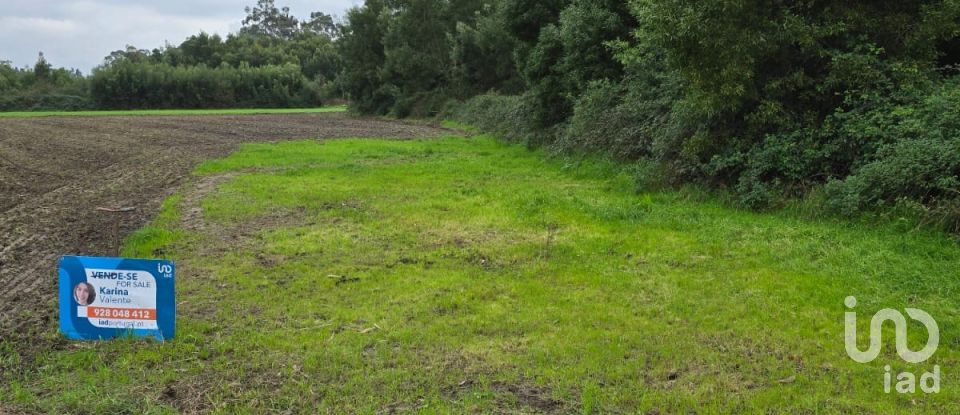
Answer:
[[0, 106, 347, 118]]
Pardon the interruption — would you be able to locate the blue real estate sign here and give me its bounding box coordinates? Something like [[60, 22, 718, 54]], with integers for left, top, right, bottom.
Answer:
[[59, 256, 175, 341]]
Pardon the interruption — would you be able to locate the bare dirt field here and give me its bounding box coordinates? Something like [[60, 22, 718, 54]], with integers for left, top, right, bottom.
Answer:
[[0, 113, 449, 342]]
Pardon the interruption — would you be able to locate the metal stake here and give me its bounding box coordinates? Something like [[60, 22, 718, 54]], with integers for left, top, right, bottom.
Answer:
[[96, 206, 136, 256]]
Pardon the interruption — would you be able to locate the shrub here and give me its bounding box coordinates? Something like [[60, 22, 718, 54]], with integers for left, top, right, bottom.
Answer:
[[824, 78, 960, 228], [443, 93, 540, 144], [0, 93, 93, 111], [559, 60, 682, 161], [90, 61, 318, 109]]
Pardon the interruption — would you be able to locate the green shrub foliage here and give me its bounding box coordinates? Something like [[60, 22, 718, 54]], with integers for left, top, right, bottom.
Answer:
[[825, 80, 960, 219], [0, 56, 91, 111], [337, 0, 960, 229], [89, 61, 320, 109]]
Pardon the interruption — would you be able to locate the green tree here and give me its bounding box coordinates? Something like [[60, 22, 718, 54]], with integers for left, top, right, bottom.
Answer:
[[302, 12, 340, 39], [380, 0, 453, 115], [33, 52, 52, 82], [0, 61, 17, 92], [176, 33, 225, 67], [500, 0, 567, 44], [338, 0, 390, 113], [241, 0, 301, 40], [448, 3, 523, 97]]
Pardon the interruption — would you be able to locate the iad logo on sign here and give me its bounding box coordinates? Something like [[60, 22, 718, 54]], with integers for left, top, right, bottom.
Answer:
[[59, 256, 175, 341]]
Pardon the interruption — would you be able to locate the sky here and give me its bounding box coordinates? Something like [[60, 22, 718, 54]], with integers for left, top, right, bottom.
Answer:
[[0, 0, 360, 74]]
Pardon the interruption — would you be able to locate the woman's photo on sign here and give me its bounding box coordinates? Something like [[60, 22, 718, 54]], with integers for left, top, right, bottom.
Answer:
[[73, 282, 95, 306]]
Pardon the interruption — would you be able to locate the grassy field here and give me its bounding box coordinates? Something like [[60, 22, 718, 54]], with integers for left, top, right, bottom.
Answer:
[[3, 135, 959, 413], [0, 106, 346, 118]]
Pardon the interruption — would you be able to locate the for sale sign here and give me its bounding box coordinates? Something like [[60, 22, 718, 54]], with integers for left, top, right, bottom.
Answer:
[[59, 256, 175, 341]]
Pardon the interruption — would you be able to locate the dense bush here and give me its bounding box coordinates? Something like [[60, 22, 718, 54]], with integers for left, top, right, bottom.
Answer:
[[442, 93, 537, 143], [395, 0, 960, 231], [619, 1, 959, 209], [825, 79, 960, 220], [558, 50, 683, 162], [89, 61, 320, 109], [0, 93, 92, 111], [0, 57, 91, 111]]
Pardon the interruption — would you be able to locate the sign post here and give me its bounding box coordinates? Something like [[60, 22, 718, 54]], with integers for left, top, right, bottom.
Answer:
[[59, 255, 175, 341], [95, 206, 137, 256]]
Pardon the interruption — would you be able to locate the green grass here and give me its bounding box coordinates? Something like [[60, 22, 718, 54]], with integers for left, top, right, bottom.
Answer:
[[440, 119, 480, 134], [0, 106, 346, 118], [3, 136, 960, 413]]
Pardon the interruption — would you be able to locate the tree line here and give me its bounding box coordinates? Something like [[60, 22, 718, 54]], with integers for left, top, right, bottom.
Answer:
[[0, 53, 89, 111], [0, 0, 341, 110], [335, 0, 960, 230]]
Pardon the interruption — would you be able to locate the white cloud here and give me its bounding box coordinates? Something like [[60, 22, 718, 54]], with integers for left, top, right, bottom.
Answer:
[[0, 16, 80, 35]]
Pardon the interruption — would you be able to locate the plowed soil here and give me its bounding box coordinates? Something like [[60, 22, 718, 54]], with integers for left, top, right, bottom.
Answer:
[[0, 113, 449, 341]]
